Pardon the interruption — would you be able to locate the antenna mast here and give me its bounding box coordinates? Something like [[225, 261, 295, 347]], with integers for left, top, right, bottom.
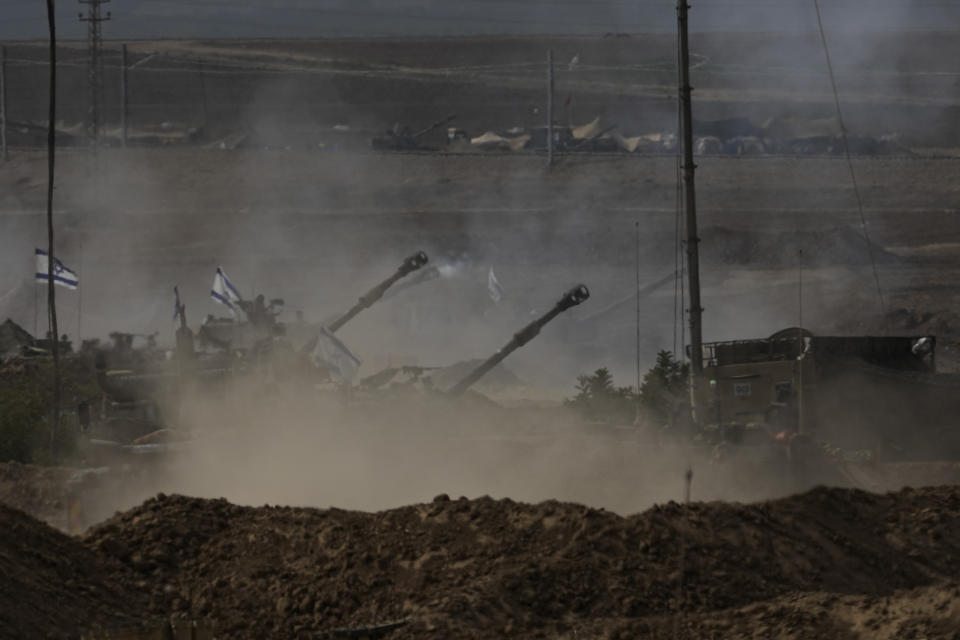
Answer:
[[79, 0, 110, 147], [677, 0, 703, 374]]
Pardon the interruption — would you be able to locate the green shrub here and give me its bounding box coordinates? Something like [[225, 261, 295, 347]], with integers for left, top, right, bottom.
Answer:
[[638, 350, 689, 425], [565, 367, 636, 423], [566, 351, 690, 426], [0, 358, 97, 464]]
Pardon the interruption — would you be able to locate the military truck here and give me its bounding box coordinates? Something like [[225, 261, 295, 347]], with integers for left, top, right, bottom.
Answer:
[[692, 328, 960, 460]]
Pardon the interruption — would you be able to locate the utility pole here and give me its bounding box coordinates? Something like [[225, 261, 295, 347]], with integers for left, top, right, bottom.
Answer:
[[635, 221, 642, 408], [197, 58, 208, 129], [1, 45, 7, 161], [78, 0, 110, 147], [120, 43, 127, 147], [45, 0, 61, 462], [546, 49, 554, 168], [678, 0, 703, 375]]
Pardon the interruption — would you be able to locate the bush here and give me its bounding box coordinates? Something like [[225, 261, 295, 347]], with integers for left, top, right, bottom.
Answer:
[[638, 350, 689, 426], [566, 351, 690, 426], [0, 358, 96, 464], [0, 375, 44, 463], [565, 367, 636, 423]]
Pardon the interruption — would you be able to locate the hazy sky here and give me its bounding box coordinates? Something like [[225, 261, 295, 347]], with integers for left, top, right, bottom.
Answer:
[[3, 0, 959, 40]]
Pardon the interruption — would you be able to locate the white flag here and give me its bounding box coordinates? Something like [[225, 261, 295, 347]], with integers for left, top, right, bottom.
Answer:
[[211, 266, 241, 312], [488, 267, 504, 304], [35, 249, 78, 290], [309, 326, 361, 384], [568, 53, 580, 71]]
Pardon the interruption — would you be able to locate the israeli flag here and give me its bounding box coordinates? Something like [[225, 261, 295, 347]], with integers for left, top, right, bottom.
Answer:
[[308, 326, 361, 384], [35, 249, 79, 290], [487, 267, 504, 304], [211, 266, 241, 312], [568, 52, 580, 71]]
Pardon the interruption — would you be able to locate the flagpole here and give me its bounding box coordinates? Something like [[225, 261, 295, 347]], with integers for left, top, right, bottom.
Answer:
[[34, 275, 38, 337], [635, 221, 641, 394], [76, 242, 82, 343]]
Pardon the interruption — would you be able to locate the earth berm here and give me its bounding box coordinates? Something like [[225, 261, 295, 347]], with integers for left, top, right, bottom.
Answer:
[[73, 485, 960, 638]]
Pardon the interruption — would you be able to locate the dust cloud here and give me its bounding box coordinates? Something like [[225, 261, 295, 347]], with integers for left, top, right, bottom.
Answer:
[[83, 370, 821, 525], [3, 3, 959, 530]]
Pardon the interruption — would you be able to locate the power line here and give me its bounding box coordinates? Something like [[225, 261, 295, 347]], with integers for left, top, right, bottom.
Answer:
[[812, 0, 887, 327]]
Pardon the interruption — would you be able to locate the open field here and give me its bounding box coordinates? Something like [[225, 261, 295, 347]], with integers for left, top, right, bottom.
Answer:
[[5, 33, 960, 147]]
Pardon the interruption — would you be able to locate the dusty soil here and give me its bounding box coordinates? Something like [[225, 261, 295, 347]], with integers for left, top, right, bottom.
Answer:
[[0, 503, 149, 639], [77, 486, 960, 639], [0, 460, 149, 533]]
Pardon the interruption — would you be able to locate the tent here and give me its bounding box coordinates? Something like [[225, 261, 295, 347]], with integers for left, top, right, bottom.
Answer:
[[571, 117, 602, 140]]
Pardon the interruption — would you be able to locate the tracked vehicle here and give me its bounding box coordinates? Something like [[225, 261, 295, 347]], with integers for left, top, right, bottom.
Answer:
[[89, 251, 431, 444]]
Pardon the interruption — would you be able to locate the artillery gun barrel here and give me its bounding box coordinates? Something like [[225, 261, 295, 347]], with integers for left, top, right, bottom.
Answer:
[[411, 113, 456, 139], [447, 284, 590, 397], [382, 264, 442, 300], [327, 251, 429, 333]]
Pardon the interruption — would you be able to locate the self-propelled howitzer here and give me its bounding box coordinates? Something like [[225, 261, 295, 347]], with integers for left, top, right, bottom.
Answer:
[[446, 284, 590, 397], [327, 251, 429, 333]]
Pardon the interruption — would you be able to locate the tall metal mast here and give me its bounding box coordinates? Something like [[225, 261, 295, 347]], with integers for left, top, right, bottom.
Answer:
[[677, 0, 703, 375], [79, 0, 110, 147]]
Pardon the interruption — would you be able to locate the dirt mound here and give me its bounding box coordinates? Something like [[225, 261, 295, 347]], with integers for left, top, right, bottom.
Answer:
[[85, 485, 960, 638], [616, 582, 960, 639], [0, 503, 150, 639], [0, 462, 135, 532], [0, 461, 72, 527]]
